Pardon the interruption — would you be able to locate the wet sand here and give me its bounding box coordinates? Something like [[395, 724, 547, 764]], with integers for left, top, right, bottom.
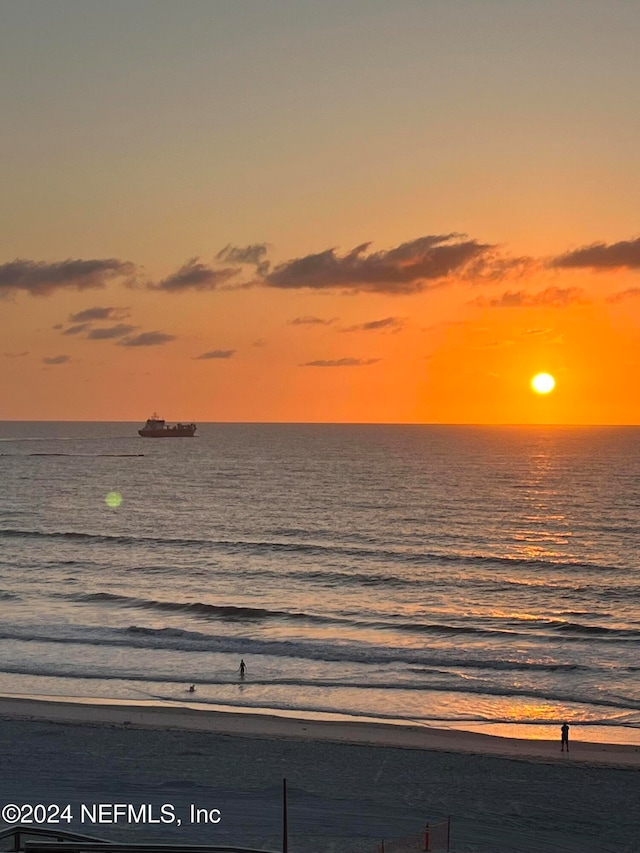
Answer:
[[1, 695, 638, 768]]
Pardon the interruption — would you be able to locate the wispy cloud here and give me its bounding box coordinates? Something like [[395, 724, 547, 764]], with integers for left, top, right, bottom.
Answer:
[[56, 306, 137, 340], [551, 237, 640, 270], [43, 355, 71, 365], [301, 357, 381, 367], [4, 351, 29, 358], [341, 316, 405, 333], [150, 258, 239, 292], [289, 316, 337, 326], [216, 244, 270, 275], [0, 259, 135, 297], [62, 323, 90, 336], [194, 349, 236, 359], [522, 327, 552, 336], [118, 332, 175, 347], [472, 286, 586, 309], [606, 287, 640, 304], [265, 235, 492, 294], [87, 324, 137, 340], [462, 250, 538, 283], [69, 306, 131, 322]]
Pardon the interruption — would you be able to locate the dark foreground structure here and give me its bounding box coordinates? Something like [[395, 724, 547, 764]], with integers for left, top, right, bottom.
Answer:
[[0, 828, 273, 853]]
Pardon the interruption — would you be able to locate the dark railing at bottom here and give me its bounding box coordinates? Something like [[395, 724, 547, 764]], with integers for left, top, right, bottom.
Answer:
[[0, 829, 275, 853], [0, 827, 110, 853]]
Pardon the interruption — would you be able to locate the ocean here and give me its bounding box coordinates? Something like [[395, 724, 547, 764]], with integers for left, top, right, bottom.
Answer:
[[1, 422, 639, 745]]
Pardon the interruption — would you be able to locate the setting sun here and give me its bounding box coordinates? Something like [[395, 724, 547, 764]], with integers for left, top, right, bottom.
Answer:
[[531, 373, 556, 394]]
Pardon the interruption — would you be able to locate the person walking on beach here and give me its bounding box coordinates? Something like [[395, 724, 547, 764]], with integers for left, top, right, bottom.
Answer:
[[238, 659, 246, 679], [561, 722, 570, 752]]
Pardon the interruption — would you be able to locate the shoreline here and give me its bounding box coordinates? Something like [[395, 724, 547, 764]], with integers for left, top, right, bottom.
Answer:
[[1, 694, 639, 769]]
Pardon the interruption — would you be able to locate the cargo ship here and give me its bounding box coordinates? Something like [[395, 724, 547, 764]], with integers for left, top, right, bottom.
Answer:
[[138, 414, 197, 437]]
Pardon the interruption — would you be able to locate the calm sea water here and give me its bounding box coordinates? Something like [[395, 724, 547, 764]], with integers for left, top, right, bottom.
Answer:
[[1, 422, 639, 744]]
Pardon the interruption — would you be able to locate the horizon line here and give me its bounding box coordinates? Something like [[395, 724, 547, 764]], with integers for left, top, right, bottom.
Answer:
[[1, 419, 639, 428]]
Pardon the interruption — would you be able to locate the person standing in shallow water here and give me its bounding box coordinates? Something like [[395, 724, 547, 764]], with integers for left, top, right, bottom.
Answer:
[[238, 659, 246, 679], [561, 722, 570, 752]]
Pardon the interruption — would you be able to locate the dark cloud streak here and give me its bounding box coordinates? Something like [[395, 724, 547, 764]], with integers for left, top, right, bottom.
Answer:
[[265, 235, 492, 294], [472, 286, 585, 309], [301, 357, 381, 367], [289, 316, 337, 325], [69, 306, 131, 322], [551, 238, 640, 270], [216, 244, 270, 275], [150, 258, 239, 292], [87, 324, 137, 340], [195, 350, 236, 359], [341, 317, 405, 333], [0, 259, 135, 296], [62, 324, 90, 336], [118, 332, 175, 347], [606, 287, 640, 304]]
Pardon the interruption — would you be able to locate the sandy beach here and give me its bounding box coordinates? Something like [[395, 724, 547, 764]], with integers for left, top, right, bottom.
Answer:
[[0, 696, 638, 853], [1, 695, 639, 769]]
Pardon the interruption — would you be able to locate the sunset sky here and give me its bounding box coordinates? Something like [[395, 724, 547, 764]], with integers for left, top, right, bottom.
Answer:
[[2, 0, 639, 424]]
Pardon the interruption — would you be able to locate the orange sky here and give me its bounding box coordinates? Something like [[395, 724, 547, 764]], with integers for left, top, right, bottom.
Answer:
[[3, 248, 639, 424], [2, 2, 639, 424]]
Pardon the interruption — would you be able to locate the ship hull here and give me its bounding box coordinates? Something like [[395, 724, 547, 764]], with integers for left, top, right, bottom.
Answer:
[[138, 415, 196, 437], [138, 428, 196, 437]]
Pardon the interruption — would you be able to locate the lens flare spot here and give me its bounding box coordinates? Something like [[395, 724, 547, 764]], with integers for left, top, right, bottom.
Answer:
[[531, 373, 555, 394], [105, 491, 123, 508]]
